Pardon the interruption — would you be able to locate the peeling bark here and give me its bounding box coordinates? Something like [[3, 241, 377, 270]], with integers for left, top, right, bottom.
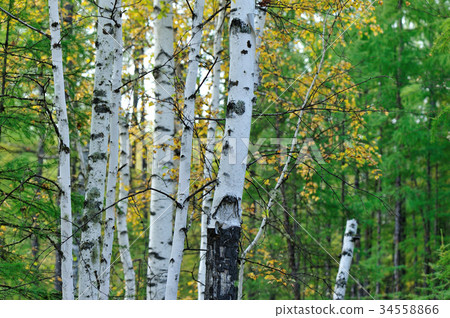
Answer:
[[205, 227, 240, 300]]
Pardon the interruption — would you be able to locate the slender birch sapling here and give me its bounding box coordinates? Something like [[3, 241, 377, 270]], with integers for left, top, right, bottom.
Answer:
[[116, 113, 136, 299], [48, 0, 74, 300], [165, 0, 206, 300], [99, 2, 123, 299]]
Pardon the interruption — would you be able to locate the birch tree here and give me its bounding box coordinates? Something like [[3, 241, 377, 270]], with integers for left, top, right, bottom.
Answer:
[[333, 219, 358, 300], [99, 2, 123, 299], [116, 114, 136, 299], [147, 0, 176, 300], [78, 0, 117, 300], [48, 0, 73, 299], [197, 0, 226, 300], [165, 0, 205, 300], [205, 0, 256, 300]]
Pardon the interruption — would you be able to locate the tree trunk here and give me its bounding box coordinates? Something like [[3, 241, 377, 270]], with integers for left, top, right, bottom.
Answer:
[[78, 0, 117, 300], [333, 219, 358, 300], [0, 0, 13, 141], [351, 169, 360, 300], [198, 0, 226, 300], [165, 0, 206, 300], [393, 175, 405, 295], [99, 3, 123, 299], [424, 149, 432, 278], [117, 114, 136, 299], [281, 183, 300, 299], [375, 134, 383, 296], [434, 164, 440, 248], [147, 0, 176, 300], [393, 0, 405, 297], [411, 195, 418, 289], [49, 0, 74, 300], [205, 0, 256, 300], [73, 132, 87, 296]]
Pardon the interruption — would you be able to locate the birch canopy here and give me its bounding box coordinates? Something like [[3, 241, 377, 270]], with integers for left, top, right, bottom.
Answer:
[[0, 0, 448, 302]]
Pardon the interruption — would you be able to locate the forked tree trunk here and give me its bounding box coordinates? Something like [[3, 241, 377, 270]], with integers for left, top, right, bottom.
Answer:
[[49, 0, 73, 300], [197, 0, 226, 300], [205, 0, 256, 300], [165, 0, 206, 300], [117, 114, 136, 299], [99, 2, 123, 299], [147, 0, 176, 300], [333, 219, 358, 300], [78, 0, 117, 300]]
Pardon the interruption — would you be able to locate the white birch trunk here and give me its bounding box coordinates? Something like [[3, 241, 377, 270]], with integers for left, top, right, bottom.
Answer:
[[147, 0, 176, 300], [165, 0, 206, 300], [197, 0, 226, 300], [205, 0, 256, 300], [117, 114, 136, 300], [78, 0, 117, 300], [48, 0, 73, 300], [99, 3, 122, 299], [333, 219, 358, 300]]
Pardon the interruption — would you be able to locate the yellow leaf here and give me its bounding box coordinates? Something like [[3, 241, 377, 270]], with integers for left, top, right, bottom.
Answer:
[[264, 274, 276, 280]]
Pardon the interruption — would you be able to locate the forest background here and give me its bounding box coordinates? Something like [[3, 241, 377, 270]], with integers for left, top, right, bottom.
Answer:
[[0, 0, 448, 300]]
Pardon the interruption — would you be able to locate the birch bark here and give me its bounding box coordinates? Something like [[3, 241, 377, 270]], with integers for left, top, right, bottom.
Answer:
[[78, 0, 117, 300], [48, 0, 73, 300], [333, 219, 358, 300], [99, 2, 123, 299], [165, 0, 205, 300], [205, 0, 256, 300], [147, 0, 176, 300], [197, 0, 226, 300], [117, 113, 136, 299]]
